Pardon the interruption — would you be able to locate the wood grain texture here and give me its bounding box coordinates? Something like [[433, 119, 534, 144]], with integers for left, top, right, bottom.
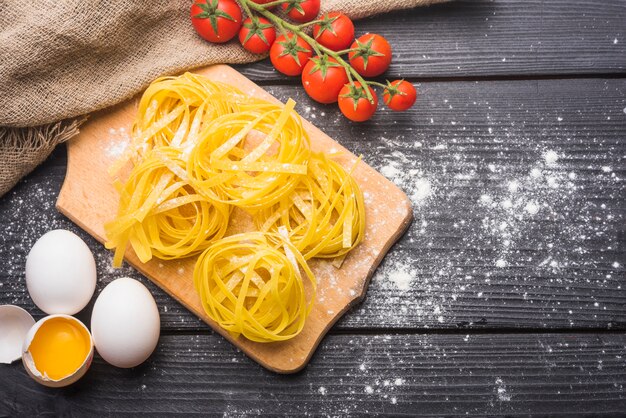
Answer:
[[236, 0, 626, 81], [1, 78, 624, 333], [1, 333, 625, 416], [55, 65, 412, 373]]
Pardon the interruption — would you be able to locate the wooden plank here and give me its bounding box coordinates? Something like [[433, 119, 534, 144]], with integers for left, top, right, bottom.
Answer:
[[236, 0, 626, 80], [1, 78, 624, 331], [1, 333, 625, 416]]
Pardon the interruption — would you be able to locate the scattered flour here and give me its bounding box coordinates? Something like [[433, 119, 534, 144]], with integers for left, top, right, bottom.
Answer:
[[105, 126, 130, 158], [524, 201, 539, 215], [413, 178, 432, 202], [495, 378, 511, 402], [543, 150, 559, 165], [387, 265, 415, 291], [380, 161, 432, 206], [507, 181, 519, 193], [530, 167, 542, 178]]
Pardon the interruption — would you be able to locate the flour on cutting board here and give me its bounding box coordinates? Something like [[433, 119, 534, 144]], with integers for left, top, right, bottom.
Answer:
[[105, 127, 130, 158]]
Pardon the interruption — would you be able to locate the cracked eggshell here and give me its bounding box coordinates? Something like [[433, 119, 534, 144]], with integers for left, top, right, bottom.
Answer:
[[22, 315, 94, 388], [0, 305, 35, 364]]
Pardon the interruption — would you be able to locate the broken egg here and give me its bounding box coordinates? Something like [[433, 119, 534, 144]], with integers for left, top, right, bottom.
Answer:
[[0, 305, 35, 364], [22, 315, 93, 387]]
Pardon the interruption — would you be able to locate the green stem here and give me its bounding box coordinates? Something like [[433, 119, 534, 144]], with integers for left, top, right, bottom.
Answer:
[[239, 0, 254, 19], [256, 0, 287, 8], [335, 48, 357, 55], [365, 81, 389, 89], [297, 18, 324, 29], [346, 70, 354, 84], [241, 0, 374, 103], [307, 36, 323, 57]]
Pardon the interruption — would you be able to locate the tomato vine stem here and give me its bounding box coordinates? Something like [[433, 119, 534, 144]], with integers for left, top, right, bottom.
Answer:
[[240, 0, 375, 103], [239, 0, 254, 19], [254, 0, 285, 9], [297, 19, 325, 29]]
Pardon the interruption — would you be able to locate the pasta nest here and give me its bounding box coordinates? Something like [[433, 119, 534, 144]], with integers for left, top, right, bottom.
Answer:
[[188, 99, 310, 212], [105, 147, 230, 267], [193, 232, 316, 342], [255, 152, 366, 260]]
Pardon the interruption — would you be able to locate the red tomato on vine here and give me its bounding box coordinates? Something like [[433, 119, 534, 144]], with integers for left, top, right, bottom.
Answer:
[[338, 82, 378, 122], [270, 33, 313, 76], [348, 34, 392, 77], [383, 80, 417, 111], [281, 0, 320, 23], [301, 56, 349, 104], [313, 12, 354, 52], [239, 17, 276, 54], [190, 0, 242, 43]]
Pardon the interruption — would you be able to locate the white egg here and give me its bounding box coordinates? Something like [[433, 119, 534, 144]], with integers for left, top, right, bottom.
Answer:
[[91, 277, 160, 368], [25, 229, 97, 315]]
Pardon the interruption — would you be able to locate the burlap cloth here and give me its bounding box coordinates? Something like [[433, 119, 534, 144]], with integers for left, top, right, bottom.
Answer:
[[0, 0, 447, 197]]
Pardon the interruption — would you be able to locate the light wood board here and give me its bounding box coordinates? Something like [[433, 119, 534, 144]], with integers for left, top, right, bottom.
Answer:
[[57, 65, 413, 373]]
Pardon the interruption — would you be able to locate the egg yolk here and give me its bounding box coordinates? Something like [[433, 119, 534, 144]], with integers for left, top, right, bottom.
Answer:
[[28, 317, 91, 380]]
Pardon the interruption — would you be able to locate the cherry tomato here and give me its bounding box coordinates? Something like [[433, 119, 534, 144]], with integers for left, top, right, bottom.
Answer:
[[383, 80, 417, 111], [301, 56, 349, 104], [269, 33, 313, 76], [238, 17, 276, 54], [313, 12, 354, 52], [191, 0, 242, 43], [281, 0, 320, 23], [348, 34, 392, 77], [338, 82, 378, 122]]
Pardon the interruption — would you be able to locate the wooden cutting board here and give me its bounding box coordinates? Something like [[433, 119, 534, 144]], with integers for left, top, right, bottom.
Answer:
[[57, 65, 412, 373]]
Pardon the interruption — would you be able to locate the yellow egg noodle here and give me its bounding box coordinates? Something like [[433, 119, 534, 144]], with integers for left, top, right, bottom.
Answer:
[[193, 232, 315, 343], [105, 72, 366, 342], [105, 147, 230, 267], [254, 152, 366, 260], [108, 72, 265, 176], [188, 98, 310, 211]]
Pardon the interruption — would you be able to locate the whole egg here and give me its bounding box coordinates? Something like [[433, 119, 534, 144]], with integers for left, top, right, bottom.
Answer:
[[91, 277, 160, 368]]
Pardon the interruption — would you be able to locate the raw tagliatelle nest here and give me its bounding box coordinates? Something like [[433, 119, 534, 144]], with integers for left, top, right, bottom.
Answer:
[[254, 152, 366, 260], [194, 231, 315, 342], [104, 72, 366, 342]]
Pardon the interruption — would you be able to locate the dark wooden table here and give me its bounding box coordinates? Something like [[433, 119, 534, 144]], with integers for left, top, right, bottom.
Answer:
[[2, 0, 625, 416]]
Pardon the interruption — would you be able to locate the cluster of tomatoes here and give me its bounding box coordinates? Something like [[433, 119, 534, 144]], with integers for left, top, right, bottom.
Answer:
[[190, 0, 417, 122]]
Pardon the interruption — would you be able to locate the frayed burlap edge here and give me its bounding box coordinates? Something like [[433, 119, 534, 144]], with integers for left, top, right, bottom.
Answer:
[[0, 118, 86, 197]]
